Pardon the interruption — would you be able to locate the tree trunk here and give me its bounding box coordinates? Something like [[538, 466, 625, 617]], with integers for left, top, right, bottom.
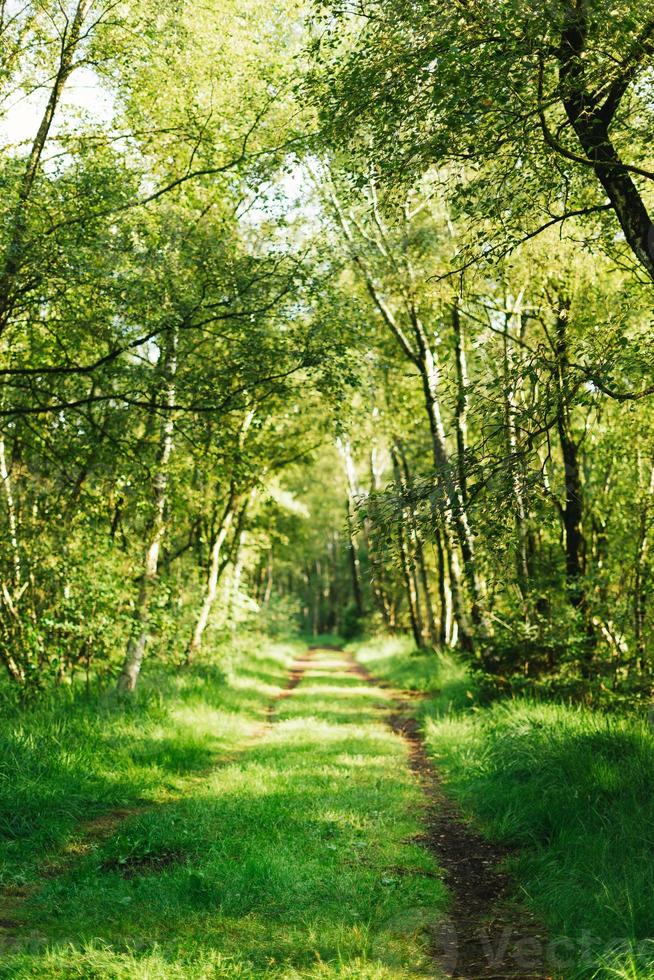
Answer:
[[346, 502, 364, 615], [0, 433, 21, 590], [228, 532, 246, 628], [502, 309, 530, 611], [225, 490, 255, 628], [434, 522, 450, 646], [452, 304, 469, 506], [185, 501, 235, 662], [397, 442, 438, 647], [554, 311, 594, 671], [413, 524, 436, 646], [634, 457, 654, 672], [312, 559, 321, 636], [555, 316, 584, 585], [557, 5, 654, 281], [397, 514, 423, 648], [337, 438, 364, 616], [0, 427, 27, 682], [116, 329, 177, 693], [262, 550, 274, 605], [391, 447, 425, 648], [367, 441, 394, 628], [418, 345, 479, 651], [327, 532, 340, 632]]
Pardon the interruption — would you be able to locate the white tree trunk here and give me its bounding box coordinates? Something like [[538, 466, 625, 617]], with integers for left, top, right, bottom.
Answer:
[[0, 435, 21, 588], [117, 330, 177, 693], [186, 507, 235, 661]]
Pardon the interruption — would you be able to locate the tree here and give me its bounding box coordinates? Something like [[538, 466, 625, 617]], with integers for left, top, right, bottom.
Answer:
[[309, 0, 654, 280]]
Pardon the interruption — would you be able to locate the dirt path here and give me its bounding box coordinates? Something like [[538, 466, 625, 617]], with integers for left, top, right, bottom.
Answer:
[[2, 646, 550, 977], [339, 650, 550, 980], [266, 644, 319, 718]]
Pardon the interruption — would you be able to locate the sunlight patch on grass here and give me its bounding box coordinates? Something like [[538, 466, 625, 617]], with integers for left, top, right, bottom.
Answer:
[[0, 640, 448, 978], [228, 675, 284, 698], [289, 682, 379, 696]]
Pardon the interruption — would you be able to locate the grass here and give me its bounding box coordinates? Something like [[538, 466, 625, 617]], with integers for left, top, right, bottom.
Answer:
[[0, 637, 447, 977], [0, 635, 295, 887], [351, 635, 654, 980]]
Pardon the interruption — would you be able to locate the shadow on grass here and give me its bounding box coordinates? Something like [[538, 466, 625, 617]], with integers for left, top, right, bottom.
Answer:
[[427, 700, 654, 979], [0, 640, 294, 883], [0, 652, 446, 979]]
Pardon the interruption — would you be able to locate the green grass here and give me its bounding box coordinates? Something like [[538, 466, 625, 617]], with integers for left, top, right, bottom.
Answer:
[[0, 639, 446, 977], [0, 635, 296, 887], [354, 635, 470, 711], [351, 636, 654, 980]]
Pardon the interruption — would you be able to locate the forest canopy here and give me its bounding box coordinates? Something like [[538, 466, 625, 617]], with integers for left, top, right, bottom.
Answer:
[[0, 0, 652, 703]]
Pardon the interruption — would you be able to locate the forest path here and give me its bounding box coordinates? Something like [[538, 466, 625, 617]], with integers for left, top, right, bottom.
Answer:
[[1, 644, 547, 979], [334, 647, 550, 980]]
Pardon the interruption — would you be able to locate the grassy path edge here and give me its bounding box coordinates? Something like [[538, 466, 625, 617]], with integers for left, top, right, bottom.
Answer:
[[346, 648, 549, 979]]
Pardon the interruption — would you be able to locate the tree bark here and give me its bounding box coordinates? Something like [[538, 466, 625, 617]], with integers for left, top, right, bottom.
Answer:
[[452, 304, 469, 506], [225, 490, 255, 628], [554, 311, 594, 670], [502, 309, 530, 610], [391, 447, 425, 648], [434, 522, 451, 646], [116, 329, 177, 693], [0, 426, 28, 681], [416, 341, 480, 648], [397, 442, 438, 647], [0, 432, 21, 590], [346, 501, 364, 616], [227, 532, 246, 627], [312, 559, 321, 636], [185, 500, 235, 662], [262, 549, 274, 605], [634, 457, 654, 671], [366, 440, 393, 628], [555, 315, 584, 585], [556, 3, 654, 280], [337, 438, 364, 616]]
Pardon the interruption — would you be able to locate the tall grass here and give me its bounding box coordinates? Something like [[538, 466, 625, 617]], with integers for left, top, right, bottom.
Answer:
[[351, 636, 654, 980]]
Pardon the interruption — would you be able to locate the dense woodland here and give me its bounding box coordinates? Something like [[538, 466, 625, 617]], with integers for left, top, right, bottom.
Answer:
[[0, 0, 653, 703], [5, 4, 654, 979]]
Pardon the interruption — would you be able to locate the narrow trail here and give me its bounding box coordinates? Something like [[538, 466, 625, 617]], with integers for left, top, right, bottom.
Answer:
[[266, 645, 320, 718], [340, 649, 550, 980], [2, 645, 550, 978]]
